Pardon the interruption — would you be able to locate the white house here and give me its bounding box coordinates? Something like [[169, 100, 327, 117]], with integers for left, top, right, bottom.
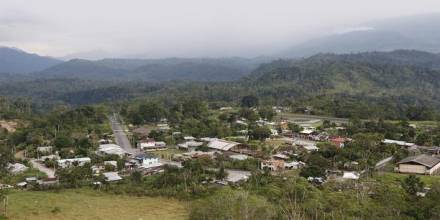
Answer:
[[342, 171, 360, 180], [135, 154, 161, 168], [57, 157, 91, 168], [103, 172, 123, 182], [184, 136, 196, 141], [138, 139, 155, 149]]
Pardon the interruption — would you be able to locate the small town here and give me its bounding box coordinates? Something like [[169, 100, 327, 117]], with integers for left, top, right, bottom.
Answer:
[[2, 1, 440, 219]]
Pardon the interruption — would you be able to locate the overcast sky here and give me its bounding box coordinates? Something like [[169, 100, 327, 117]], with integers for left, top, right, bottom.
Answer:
[[1, 0, 440, 59]]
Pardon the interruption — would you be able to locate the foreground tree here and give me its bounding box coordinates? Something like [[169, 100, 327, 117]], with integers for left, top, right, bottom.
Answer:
[[402, 175, 424, 196]]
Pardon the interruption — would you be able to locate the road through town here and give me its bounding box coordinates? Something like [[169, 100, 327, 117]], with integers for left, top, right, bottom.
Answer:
[[109, 113, 139, 155]]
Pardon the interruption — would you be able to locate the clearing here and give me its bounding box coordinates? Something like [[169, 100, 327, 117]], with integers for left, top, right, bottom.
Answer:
[[4, 189, 188, 220]]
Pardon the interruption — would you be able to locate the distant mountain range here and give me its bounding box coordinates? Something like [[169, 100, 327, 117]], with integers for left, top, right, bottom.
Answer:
[[37, 57, 268, 82], [0, 47, 61, 73], [283, 13, 440, 57]]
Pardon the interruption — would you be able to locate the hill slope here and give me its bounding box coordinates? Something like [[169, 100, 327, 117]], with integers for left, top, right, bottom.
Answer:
[[0, 47, 61, 73]]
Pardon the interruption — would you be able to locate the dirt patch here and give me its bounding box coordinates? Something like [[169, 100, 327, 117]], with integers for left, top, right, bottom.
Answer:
[[0, 120, 18, 132]]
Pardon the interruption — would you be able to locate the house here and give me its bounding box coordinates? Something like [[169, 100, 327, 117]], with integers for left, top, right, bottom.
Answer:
[[138, 138, 155, 149], [157, 123, 170, 131], [284, 161, 305, 169], [184, 136, 196, 141], [383, 139, 416, 147], [57, 157, 91, 168], [40, 154, 60, 161], [329, 136, 348, 148], [37, 146, 53, 154], [97, 144, 126, 157], [178, 141, 204, 150], [229, 154, 249, 161], [220, 107, 233, 111], [173, 151, 216, 161], [207, 139, 240, 151], [342, 171, 360, 180], [273, 153, 290, 161], [25, 177, 38, 183], [261, 159, 285, 171], [103, 172, 123, 182], [300, 127, 316, 135], [138, 139, 167, 151], [135, 154, 161, 168], [302, 144, 319, 152], [7, 163, 28, 174], [396, 154, 440, 175]]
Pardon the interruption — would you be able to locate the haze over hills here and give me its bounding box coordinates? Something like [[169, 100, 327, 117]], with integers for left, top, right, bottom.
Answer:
[[0, 47, 62, 73], [284, 13, 440, 57]]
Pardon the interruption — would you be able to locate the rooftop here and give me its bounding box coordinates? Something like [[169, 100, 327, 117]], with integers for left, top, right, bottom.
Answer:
[[207, 139, 240, 151], [398, 154, 440, 168]]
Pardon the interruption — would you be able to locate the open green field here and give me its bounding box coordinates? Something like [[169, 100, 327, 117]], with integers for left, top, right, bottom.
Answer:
[[375, 172, 440, 186], [3, 189, 188, 220]]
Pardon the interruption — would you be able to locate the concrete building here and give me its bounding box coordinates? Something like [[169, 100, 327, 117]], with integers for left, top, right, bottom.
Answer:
[[397, 154, 440, 175]]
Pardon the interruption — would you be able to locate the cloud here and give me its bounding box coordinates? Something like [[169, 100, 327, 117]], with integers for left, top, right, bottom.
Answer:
[[334, 27, 375, 35], [1, 0, 440, 58]]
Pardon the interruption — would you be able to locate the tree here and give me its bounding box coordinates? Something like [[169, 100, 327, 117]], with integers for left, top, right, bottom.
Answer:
[[0, 144, 12, 175], [241, 95, 259, 108], [138, 102, 166, 123], [239, 108, 259, 121], [216, 165, 227, 180], [131, 171, 143, 184], [54, 135, 73, 149], [258, 107, 276, 121], [288, 122, 303, 133], [402, 175, 424, 196], [300, 165, 325, 178], [415, 133, 430, 146], [250, 126, 271, 140]]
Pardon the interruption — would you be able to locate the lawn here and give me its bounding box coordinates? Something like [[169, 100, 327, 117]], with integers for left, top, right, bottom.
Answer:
[[3, 188, 188, 220], [375, 172, 440, 186]]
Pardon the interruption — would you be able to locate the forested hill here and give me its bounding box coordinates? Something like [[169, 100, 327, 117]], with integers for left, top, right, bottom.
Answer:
[[37, 57, 268, 82], [247, 50, 440, 94], [241, 50, 440, 119]]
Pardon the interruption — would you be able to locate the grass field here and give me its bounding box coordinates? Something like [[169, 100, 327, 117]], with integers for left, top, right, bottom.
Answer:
[[3, 189, 188, 220], [375, 172, 440, 186]]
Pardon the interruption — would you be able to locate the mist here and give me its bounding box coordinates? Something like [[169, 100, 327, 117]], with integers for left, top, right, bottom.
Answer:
[[1, 0, 440, 59]]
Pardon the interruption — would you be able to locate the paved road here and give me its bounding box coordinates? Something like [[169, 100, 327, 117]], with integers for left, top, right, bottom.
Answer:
[[30, 159, 56, 178], [109, 113, 139, 155]]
